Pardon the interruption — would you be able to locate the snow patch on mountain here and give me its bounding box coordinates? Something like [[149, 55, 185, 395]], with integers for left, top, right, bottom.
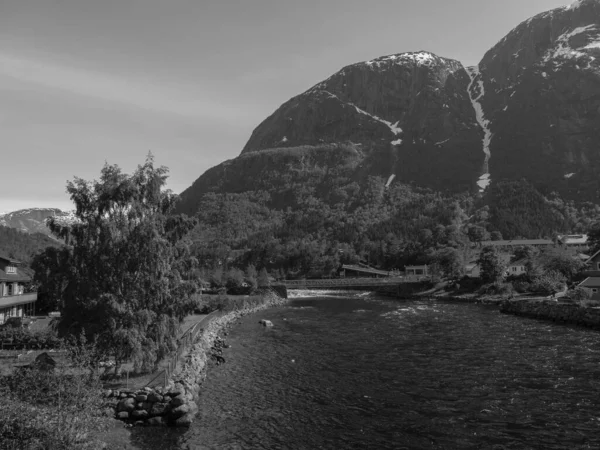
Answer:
[[322, 90, 403, 138], [543, 25, 600, 68], [465, 66, 492, 192], [365, 51, 437, 68]]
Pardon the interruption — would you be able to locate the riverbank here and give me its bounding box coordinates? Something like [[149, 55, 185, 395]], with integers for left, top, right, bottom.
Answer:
[[500, 299, 600, 329], [107, 289, 288, 428]]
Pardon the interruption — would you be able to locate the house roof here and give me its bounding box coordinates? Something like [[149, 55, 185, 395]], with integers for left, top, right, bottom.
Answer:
[[0, 267, 31, 282], [578, 277, 600, 288], [558, 234, 588, 245], [507, 258, 527, 267], [480, 239, 553, 247], [586, 249, 600, 264]]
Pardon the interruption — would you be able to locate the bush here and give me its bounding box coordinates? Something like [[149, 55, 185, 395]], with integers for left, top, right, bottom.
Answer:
[[0, 338, 110, 449], [571, 286, 592, 301], [479, 281, 514, 297], [579, 299, 600, 308], [512, 280, 532, 294]]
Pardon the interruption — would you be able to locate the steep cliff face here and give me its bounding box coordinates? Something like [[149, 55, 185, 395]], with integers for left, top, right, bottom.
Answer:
[[178, 0, 600, 214], [477, 0, 600, 199], [241, 52, 485, 191]]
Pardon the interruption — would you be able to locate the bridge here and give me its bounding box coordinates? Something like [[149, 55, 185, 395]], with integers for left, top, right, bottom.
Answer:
[[282, 276, 428, 290]]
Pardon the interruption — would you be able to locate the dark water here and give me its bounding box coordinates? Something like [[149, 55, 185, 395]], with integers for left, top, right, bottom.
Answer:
[[130, 292, 600, 449]]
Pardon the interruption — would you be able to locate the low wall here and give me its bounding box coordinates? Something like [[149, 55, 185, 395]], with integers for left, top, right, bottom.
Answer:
[[500, 300, 600, 329], [106, 290, 287, 427]]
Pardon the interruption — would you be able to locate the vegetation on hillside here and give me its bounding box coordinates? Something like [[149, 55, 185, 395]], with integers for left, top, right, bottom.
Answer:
[[176, 145, 599, 283]]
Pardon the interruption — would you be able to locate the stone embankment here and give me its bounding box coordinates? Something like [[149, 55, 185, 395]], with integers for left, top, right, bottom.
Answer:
[[500, 300, 600, 329], [107, 291, 287, 427]]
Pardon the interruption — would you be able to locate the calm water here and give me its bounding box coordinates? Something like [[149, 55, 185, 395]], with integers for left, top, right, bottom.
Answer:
[[130, 292, 600, 449]]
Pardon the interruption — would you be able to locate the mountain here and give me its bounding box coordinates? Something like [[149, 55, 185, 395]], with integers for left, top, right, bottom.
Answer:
[[477, 0, 600, 200], [177, 0, 600, 216], [0, 208, 74, 236]]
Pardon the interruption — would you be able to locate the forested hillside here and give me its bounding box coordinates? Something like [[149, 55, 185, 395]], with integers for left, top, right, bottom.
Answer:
[[0, 226, 60, 266], [179, 145, 599, 280]]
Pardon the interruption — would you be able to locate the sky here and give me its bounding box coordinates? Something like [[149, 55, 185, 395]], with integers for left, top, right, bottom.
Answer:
[[0, 0, 574, 212]]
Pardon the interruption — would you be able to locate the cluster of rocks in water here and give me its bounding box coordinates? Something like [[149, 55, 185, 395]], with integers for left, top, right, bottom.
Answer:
[[210, 334, 229, 365], [500, 300, 600, 329], [107, 385, 197, 427]]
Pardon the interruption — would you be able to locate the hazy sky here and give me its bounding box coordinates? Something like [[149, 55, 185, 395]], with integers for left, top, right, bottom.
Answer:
[[0, 0, 572, 212]]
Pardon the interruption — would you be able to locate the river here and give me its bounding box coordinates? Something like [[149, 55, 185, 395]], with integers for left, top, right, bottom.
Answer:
[[128, 291, 600, 449]]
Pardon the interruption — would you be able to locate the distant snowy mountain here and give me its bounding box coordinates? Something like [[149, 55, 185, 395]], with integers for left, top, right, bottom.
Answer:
[[0, 208, 75, 236]]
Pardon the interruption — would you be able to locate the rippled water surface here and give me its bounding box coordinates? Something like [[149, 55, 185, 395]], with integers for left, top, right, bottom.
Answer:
[[130, 293, 600, 449]]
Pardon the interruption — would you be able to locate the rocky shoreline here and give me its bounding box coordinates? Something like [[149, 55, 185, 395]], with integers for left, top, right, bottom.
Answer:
[[500, 299, 600, 329], [106, 290, 288, 428]]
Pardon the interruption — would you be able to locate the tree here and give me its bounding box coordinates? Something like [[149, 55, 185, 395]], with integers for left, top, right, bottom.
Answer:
[[587, 222, 600, 255], [38, 156, 200, 373], [31, 246, 71, 314], [429, 247, 464, 280], [540, 248, 584, 281], [257, 267, 270, 287], [245, 264, 258, 289], [477, 246, 506, 283]]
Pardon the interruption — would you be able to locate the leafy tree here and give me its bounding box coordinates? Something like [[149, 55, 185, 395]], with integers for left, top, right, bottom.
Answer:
[[38, 156, 199, 373], [429, 247, 464, 279], [31, 246, 71, 314], [540, 248, 584, 281], [257, 267, 270, 287], [478, 246, 506, 283], [245, 264, 258, 289], [511, 245, 538, 263], [587, 222, 600, 255], [226, 267, 245, 290]]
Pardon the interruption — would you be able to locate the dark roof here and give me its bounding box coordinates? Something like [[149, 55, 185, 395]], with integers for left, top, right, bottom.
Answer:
[[0, 267, 31, 282], [507, 258, 527, 267], [586, 250, 600, 263], [0, 254, 21, 264], [578, 277, 600, 288]]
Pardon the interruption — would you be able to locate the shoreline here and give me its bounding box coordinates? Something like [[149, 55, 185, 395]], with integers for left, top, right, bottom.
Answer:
[[107, 290, 289, 432]]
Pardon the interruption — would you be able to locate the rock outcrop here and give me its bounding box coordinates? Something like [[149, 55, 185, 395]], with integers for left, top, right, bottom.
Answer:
[[478, 0, 600, 200]]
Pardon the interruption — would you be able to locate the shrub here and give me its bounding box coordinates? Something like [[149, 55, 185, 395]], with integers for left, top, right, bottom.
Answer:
[[579, 299, 600, 308], [512, 280, 532, 294], [0, 338, 110, 449], [571, 286, 592, 301]]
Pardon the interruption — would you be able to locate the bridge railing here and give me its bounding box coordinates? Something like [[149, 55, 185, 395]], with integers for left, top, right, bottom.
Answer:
[[283, 276, 428, 288]]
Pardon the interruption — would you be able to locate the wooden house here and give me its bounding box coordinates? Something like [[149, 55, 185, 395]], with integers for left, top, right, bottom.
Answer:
[[0, 255, 37, 325]]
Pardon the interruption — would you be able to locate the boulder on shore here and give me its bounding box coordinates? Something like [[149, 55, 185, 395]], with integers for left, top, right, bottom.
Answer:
[[258, 319, 274, 327]]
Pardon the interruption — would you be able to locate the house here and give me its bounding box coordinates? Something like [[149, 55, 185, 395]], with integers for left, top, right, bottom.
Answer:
[[557, 234, 588, 250], [404, 265, 429, 276], [0, 255, 37, 325], [464, 253, 513, 279], [585, 250, 600, 272], [577, 277, 600, 300], [506, 258, 527, 276]]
